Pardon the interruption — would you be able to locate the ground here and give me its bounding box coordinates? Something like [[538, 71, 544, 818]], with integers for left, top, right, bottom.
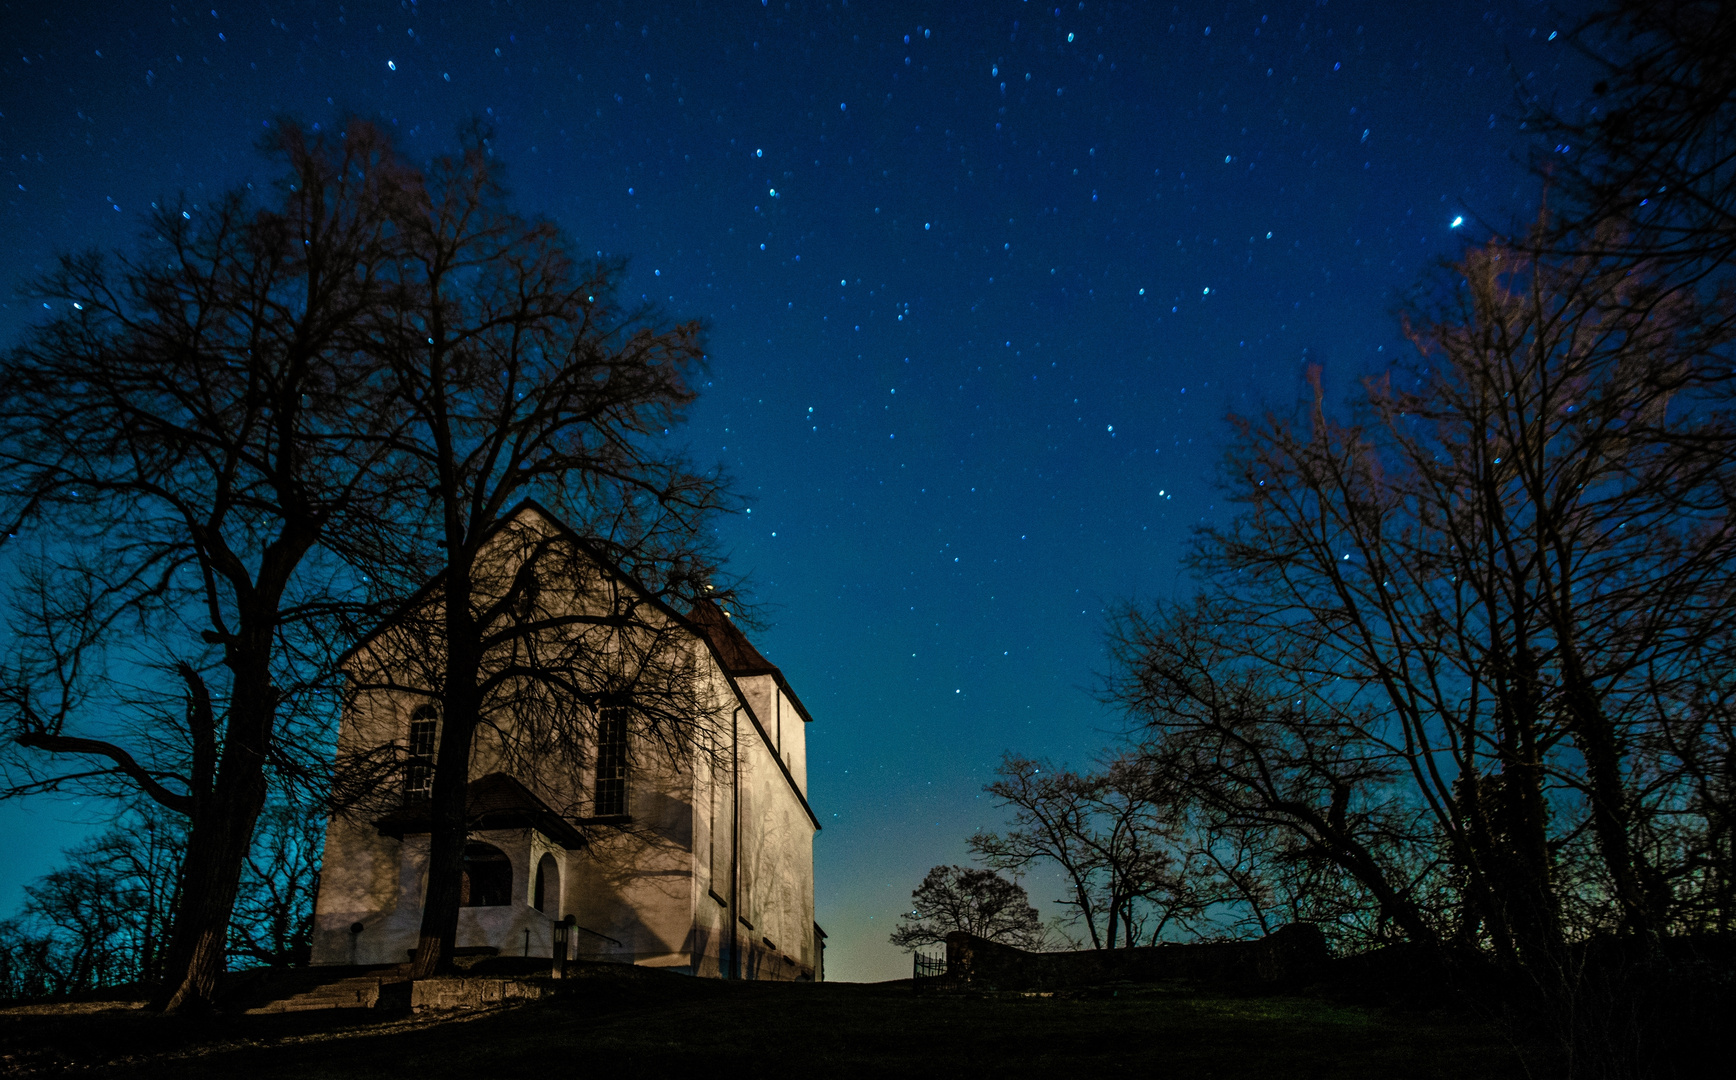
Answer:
[[0, 967, 1549, 1078]]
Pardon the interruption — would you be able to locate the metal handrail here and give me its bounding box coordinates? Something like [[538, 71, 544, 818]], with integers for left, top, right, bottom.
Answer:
[[570, 921, 623, 948]]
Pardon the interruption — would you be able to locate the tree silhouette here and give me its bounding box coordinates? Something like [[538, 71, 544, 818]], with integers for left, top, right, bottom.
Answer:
[[342, 125, 736, 979], [889, 866, 1048, 951], [1108, 233, 1736, 983], [1530, 0, 1736, 284], [0, 119, 412, 1011]]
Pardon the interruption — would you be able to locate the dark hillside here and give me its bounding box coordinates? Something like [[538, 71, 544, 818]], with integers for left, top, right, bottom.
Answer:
[[0, 970, 1547, 1079]]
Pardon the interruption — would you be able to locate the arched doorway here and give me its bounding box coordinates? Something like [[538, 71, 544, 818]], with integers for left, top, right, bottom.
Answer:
[[532, 853, 560, 916]]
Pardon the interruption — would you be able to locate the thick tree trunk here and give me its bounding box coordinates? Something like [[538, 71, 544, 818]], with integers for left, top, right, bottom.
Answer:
[[1498, 755, 1562, 968], [1564, 683, 1652, 937], [1069, 875, 1101, 949], [1554, 593, 1652, 938], [408, 568, 482, 980], [408, 705, 475, 979], [1493, 676, 1563, 971], [1452, 769, 1517, 965], [155, 781, 267, 1011], [153, 660, 275, 1013], [408, 756, 468, 975]]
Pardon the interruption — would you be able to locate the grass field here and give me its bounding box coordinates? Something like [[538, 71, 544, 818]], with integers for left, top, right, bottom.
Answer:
[[0, 971, 1551, 1078]]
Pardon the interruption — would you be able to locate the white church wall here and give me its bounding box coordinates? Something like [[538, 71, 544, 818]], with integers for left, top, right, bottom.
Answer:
[[308, 508, 816, 980], [310, 678, 421, 966], [733, 684, 818, 980], [778, 685, 809, 795]]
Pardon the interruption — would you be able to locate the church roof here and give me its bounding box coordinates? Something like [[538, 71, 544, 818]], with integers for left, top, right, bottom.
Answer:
[[685, 600, 779, 675], [684, 600, 815, 726]]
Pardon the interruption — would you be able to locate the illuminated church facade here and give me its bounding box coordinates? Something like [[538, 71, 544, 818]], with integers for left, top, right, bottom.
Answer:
[[307, 504, 822, 980]]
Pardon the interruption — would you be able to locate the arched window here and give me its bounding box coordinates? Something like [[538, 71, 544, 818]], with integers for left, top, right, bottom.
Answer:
[[594, 706, 629, 816], [405, 705, 439, 801], [532, 853, 560, 915], [459, 842, 512, 907]]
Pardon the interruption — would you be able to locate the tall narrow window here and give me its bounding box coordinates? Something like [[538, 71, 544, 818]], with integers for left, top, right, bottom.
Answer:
[[405, 705, 439, 802], [594, 706, 629, 816]]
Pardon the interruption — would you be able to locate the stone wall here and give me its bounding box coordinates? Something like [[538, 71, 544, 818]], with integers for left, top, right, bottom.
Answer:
[[941, 923, 1329, 991], [410, 976, 556, 1012]]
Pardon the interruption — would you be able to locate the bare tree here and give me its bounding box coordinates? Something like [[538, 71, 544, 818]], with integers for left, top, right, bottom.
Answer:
[[345, 128, 737, 979], [1105, 602, 1441, 952], [0, 119, 413, 1011], [0, 921, 59, 1002], [1375, 239, 1731, 944], [228, 798, 325, 968], [970, 753, 1208, 949], [0, 795, 325, 1001], [1528, 0, 1736, 285], [889, 866, 1049, 951], [0, 807, 185, 1000], [969, 756, 1112, 949], [1108, 234, 1735, 979]]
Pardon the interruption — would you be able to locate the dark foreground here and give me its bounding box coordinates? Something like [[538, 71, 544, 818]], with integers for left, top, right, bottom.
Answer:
[[0, 969, 1546, 1079]]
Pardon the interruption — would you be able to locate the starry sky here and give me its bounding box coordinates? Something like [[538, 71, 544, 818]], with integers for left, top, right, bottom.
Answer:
[[1, 1, 1591, 981]]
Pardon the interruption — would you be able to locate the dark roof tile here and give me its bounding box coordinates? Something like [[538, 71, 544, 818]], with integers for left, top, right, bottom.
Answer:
[[686, 600, 780, 676]]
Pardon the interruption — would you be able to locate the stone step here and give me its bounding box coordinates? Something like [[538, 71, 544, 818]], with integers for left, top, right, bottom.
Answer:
[[244, 975, 408, 1015]]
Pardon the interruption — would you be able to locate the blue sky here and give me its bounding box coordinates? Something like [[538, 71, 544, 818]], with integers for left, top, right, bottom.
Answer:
[[0, 0, 1589, 980]]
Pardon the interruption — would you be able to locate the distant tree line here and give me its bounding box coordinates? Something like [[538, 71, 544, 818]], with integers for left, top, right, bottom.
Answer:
[[0, 118, 733, 1010], [0, 798, 321, 1000], [953, 3, 1736, 1074]]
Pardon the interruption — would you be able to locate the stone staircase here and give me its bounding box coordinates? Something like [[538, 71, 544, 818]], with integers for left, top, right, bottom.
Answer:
[[229, 965, 412, 1015], [244, 975, 403, 1014]]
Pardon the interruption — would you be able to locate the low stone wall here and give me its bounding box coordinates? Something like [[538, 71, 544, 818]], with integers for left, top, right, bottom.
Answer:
[[942, 923, 1329, 991], [410, 976, 557, 1012]]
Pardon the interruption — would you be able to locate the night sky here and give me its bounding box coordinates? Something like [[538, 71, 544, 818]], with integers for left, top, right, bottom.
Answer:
[[1, 1, 1589, 981]]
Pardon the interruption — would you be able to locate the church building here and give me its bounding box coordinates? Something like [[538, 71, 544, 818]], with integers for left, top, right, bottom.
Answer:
[[308, 503, 822, 980]]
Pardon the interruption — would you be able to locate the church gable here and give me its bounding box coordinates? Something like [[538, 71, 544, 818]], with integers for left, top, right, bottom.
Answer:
[[310, 502, 819, 980]]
